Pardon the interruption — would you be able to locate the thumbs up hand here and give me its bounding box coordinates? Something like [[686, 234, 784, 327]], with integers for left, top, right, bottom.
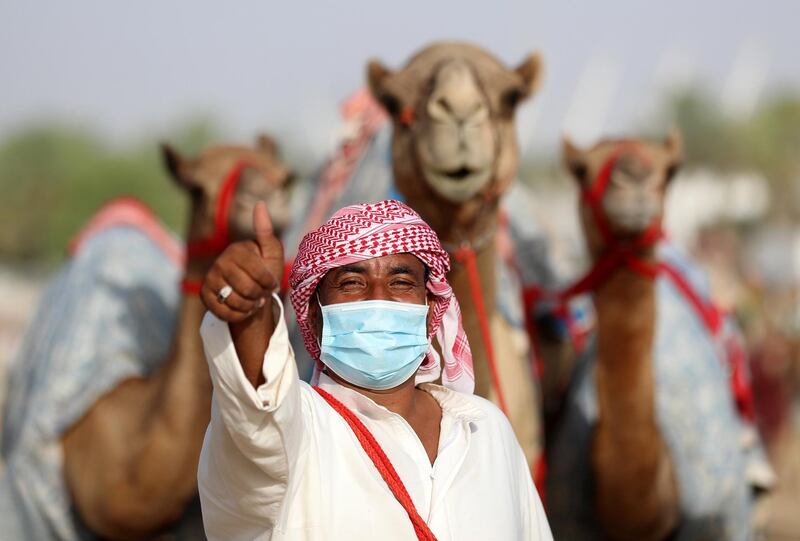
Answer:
[[201, 202, 285, 323], [252, 201, 285, 290]]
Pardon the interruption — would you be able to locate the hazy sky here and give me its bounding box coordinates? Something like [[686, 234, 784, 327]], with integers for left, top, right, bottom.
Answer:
[[1, 0, 798, 156]]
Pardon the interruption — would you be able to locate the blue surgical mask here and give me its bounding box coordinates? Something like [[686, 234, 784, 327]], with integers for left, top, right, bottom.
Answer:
[[319, 299, 430, 391]]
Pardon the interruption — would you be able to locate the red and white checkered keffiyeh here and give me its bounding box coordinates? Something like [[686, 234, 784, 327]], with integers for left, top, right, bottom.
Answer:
[[289, 199, 475, 393]]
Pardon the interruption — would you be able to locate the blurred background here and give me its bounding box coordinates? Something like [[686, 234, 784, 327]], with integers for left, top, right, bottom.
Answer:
[[1, 0, 798, 536]]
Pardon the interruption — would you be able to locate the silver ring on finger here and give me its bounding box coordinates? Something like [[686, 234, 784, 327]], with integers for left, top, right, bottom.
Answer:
[[217, 284, 233, 304]]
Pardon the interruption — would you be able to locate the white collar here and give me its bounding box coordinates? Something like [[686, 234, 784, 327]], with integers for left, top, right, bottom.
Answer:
[[316, 372, 485, 425]]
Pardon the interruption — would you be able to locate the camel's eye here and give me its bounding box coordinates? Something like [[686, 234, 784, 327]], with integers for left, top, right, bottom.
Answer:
[[569, 162, 588, 184], [665, 162, 681, 183], [184, 180, 203, 199], [379, 93, 402, 118], [502, 86, 524, 113]]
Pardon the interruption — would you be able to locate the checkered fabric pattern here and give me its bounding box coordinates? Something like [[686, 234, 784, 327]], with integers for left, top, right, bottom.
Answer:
[[289, 199, 475, 393]]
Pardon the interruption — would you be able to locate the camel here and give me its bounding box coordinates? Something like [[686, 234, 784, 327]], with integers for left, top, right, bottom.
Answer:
[[546, 132, 767, 540], [367, 42, 546, 468], [564, 133, 682, 539], [0, 135, 291, 540]]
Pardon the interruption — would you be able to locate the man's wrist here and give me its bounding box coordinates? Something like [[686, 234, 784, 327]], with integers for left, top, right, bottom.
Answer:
[[230, 298, 277, 388]]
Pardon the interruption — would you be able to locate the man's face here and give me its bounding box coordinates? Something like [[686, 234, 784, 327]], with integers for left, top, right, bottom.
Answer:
[[309, 253, 433, 341]]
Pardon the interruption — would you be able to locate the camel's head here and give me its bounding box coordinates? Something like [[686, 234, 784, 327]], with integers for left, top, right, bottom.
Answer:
[[563, 130, 682, 249], [161, 134, 293, 248], [368, 42, 542, 212]]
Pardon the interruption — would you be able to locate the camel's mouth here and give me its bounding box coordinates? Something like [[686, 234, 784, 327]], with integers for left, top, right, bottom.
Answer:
[[611, 212, 656, 233], [603, 199, 660, 235], [423, 165, 492, 203], [440, 167, 475, 181]]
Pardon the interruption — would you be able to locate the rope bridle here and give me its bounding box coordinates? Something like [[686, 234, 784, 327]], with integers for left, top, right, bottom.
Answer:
[[180, 161, 255, 294], [521, 143, 755, 423], [524, 143, 667, 309], [522, 142, 728, 384]]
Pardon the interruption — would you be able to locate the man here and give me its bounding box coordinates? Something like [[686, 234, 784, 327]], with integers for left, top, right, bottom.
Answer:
[[198, 199, 552, 540]]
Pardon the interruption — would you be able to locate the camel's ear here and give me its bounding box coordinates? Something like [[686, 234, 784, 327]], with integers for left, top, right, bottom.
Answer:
[[562, 136, 588, 184], [514, 51, 544, 100], [663, 127, 683, 182], [255, 133, 279, 157], [160, 143, 195, 187], [367, 59, 403, 117]]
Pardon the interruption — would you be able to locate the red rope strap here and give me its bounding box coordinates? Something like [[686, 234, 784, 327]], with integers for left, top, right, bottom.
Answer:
[[582, 141, 648, 246], [399, 105, 416, 126], [313, 387, 438, 541], [657, 261, 722, 335], [181, 161, 252, 295], [527, 231, 722, 339], [186, 161, 251, 258], [179, 278, 203, 295], [453, 246, 509, 416]]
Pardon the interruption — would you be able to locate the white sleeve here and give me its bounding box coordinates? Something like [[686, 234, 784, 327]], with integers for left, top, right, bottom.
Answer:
[[197, 294, 306, 540], [528, 481, 554, 541], [519, 452, 553, 541]]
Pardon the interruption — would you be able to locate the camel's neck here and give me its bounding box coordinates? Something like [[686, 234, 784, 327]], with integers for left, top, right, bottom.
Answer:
[[404, 190, 501, 396], [173, 208, 238, 382], [589, 237, 679, 538], [160, 261, 211, 395], [592, 244, 658, 435], [153, 247, 216, 429], [447, 238, 497, 314], [446, 232, 498, 397]]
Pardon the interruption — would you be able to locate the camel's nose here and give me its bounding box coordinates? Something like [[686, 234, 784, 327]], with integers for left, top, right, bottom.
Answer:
[[427, 60, 488, 125]]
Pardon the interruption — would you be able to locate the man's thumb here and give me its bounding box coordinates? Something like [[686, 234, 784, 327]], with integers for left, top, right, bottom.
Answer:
[[253, 201, 274, 250]]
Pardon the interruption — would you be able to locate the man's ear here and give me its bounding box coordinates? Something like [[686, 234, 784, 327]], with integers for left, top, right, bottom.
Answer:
[[426, 292, 436, 335], [309, 293, 323, 341]]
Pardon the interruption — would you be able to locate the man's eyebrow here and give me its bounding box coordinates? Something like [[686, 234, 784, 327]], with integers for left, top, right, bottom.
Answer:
[[389, 264, 418, 276], [335, 265, 367, 275]]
